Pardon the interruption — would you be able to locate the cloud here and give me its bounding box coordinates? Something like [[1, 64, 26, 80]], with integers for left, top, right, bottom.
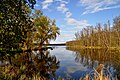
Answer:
[[35, 4, 40, 7], [55, 0, 69, 4], [66, 12, 72, 18], [57, 3, 69, 13], [67, 65, 87, 73], [91, 5, 120, 13], [60, 30, 75, 33], [56, 1, 90, 30], [56, 0, 72, 18], [41, 0, 69, 9], [41, 0, 54, 9], [40, 0, 91, 43], [50, 33, 74, 44], [80, 0, 120, 15], [65, 18, 90, 29]]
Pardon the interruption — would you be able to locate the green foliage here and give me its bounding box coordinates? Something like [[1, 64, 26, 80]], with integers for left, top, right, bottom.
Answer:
[[0, 0, 60, 57], [0, 0, 36, 55]]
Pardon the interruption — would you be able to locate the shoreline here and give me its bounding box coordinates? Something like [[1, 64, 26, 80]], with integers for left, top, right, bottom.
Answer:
[[66, 46, 120, 50]]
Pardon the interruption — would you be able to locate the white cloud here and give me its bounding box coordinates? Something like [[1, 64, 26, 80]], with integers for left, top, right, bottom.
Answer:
[[50, 33, 74, 44], [55, 0, 69, 4], [56, 0, 72, 18], [66, 18, 90, 29], [57, 3, 69, 13], [41, 0, 69, 9], [41, 0, 54, 9], [35, 4, 40, 7], [60, 30, 75, 32], [56, 0, 90, 32], [66, 12, 72, 18], [91, 5, 120, 13], [80, 0, 120, 15]]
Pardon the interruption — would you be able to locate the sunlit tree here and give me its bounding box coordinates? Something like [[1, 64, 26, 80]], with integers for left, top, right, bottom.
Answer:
[[33, 10, 60, 48], [113, 16, 120, 31]]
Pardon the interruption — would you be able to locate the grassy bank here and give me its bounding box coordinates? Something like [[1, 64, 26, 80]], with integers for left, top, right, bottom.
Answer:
[[66, 45, 120, 50], [67, 45, 120, 50]]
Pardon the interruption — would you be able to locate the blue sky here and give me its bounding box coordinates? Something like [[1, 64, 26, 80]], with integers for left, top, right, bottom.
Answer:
[[34, 0, 120, 44]]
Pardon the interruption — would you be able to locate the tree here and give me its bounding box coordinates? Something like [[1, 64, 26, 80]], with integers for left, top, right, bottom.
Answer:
[[0, 0, 36, 55], [67, 16, 120, 48], [113, 16, 120, 31], [33, 10, 60, 48], [113, 16, 120, 46]]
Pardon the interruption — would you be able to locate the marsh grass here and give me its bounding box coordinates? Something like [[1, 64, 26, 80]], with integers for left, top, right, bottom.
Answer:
[[81, 64, 118, 80]]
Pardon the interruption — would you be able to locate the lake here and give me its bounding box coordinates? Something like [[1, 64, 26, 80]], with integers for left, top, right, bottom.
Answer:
[[0, 46, 120, 80], [49, 46, 120, 79]]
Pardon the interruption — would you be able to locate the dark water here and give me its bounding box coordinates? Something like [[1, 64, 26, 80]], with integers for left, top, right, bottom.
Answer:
[[49, 46, 120, 79]]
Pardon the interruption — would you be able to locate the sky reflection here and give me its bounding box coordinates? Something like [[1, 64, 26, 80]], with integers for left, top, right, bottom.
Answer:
[[50, 47, 89, 79]]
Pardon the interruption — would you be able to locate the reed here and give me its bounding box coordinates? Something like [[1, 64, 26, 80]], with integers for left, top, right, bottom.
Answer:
[[81, 64, 118, 80]]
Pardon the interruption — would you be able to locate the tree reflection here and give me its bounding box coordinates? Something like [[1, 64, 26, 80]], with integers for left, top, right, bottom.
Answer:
[[67, 47, 120, 79], [0, 50, 60, 80]]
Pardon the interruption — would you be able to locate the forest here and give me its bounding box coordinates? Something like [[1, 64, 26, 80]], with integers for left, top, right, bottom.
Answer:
[[66, 16, 120, 49]]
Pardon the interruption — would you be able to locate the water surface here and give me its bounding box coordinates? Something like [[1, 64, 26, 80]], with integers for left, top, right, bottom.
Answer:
[[0, 46, 119, 79], [49, 46, 120, 79]]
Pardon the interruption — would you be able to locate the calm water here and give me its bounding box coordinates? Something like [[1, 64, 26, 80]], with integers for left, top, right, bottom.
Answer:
[[49, 46, 120, 79], [0, 46, 120, 79]]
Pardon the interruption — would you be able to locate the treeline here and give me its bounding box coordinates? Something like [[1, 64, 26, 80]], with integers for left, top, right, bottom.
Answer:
[[66, 16, 120, 48]]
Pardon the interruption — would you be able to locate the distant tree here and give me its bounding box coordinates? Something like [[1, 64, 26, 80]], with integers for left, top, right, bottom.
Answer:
[[67, 16, 120, 48], [113, 16, 120, 46], [113, 16, 120, 31], [75, 32, 80, 40]]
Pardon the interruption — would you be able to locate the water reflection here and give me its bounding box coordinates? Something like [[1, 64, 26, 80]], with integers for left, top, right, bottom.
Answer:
[[67, 47, 120, 79], [0, 50, 60, 80], [1, 47, 120, 79], [50, 47, 89, 79]]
